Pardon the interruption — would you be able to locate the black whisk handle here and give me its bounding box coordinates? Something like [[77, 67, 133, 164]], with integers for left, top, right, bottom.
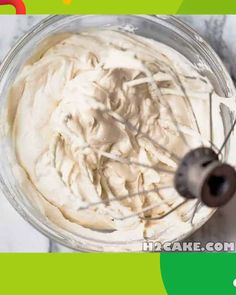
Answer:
[[174, 147, 236, 207]]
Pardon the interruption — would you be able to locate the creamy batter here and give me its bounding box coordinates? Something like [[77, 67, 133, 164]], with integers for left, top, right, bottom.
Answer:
[[8, 29, 232, 248]]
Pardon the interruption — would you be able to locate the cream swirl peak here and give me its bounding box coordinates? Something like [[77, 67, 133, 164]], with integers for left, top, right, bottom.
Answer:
[[9, 30, 226, 244]]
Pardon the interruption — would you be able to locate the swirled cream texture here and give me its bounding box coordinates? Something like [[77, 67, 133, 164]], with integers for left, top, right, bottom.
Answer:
[[10, 30, 229, 248]]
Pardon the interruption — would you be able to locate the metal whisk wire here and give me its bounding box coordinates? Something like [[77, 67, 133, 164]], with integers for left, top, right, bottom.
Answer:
[[74, 61, 236, 226]]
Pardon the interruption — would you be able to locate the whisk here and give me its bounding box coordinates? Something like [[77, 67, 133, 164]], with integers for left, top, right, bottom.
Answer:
[[73, 89, 236, 225]]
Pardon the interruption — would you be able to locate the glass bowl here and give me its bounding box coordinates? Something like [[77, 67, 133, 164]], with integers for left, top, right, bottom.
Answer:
[[0, 15, 235, 252]]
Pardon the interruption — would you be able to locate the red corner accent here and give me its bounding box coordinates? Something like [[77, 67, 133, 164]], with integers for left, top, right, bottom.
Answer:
[[0, 0, 26, 14]]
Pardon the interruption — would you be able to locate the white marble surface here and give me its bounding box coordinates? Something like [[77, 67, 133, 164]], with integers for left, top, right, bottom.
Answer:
[[1, 15, 236, 252]]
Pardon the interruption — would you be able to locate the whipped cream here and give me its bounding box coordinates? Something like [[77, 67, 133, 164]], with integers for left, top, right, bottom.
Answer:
[[8, 30, 233, 250]]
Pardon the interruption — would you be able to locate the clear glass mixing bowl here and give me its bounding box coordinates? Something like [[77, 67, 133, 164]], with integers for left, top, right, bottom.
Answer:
[[0, 15, 235, 251]]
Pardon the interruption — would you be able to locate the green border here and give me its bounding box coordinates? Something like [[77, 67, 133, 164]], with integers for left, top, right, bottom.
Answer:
[[24, 0, 183, 14], [0, 253, 167, 295], [0, 0, 236, 14], [1, 0, 236, 14], [161, 253, 236, 294]]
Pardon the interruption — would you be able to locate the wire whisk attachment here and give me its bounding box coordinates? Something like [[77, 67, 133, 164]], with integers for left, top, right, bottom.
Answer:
[[76, 145, 236, 225]]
